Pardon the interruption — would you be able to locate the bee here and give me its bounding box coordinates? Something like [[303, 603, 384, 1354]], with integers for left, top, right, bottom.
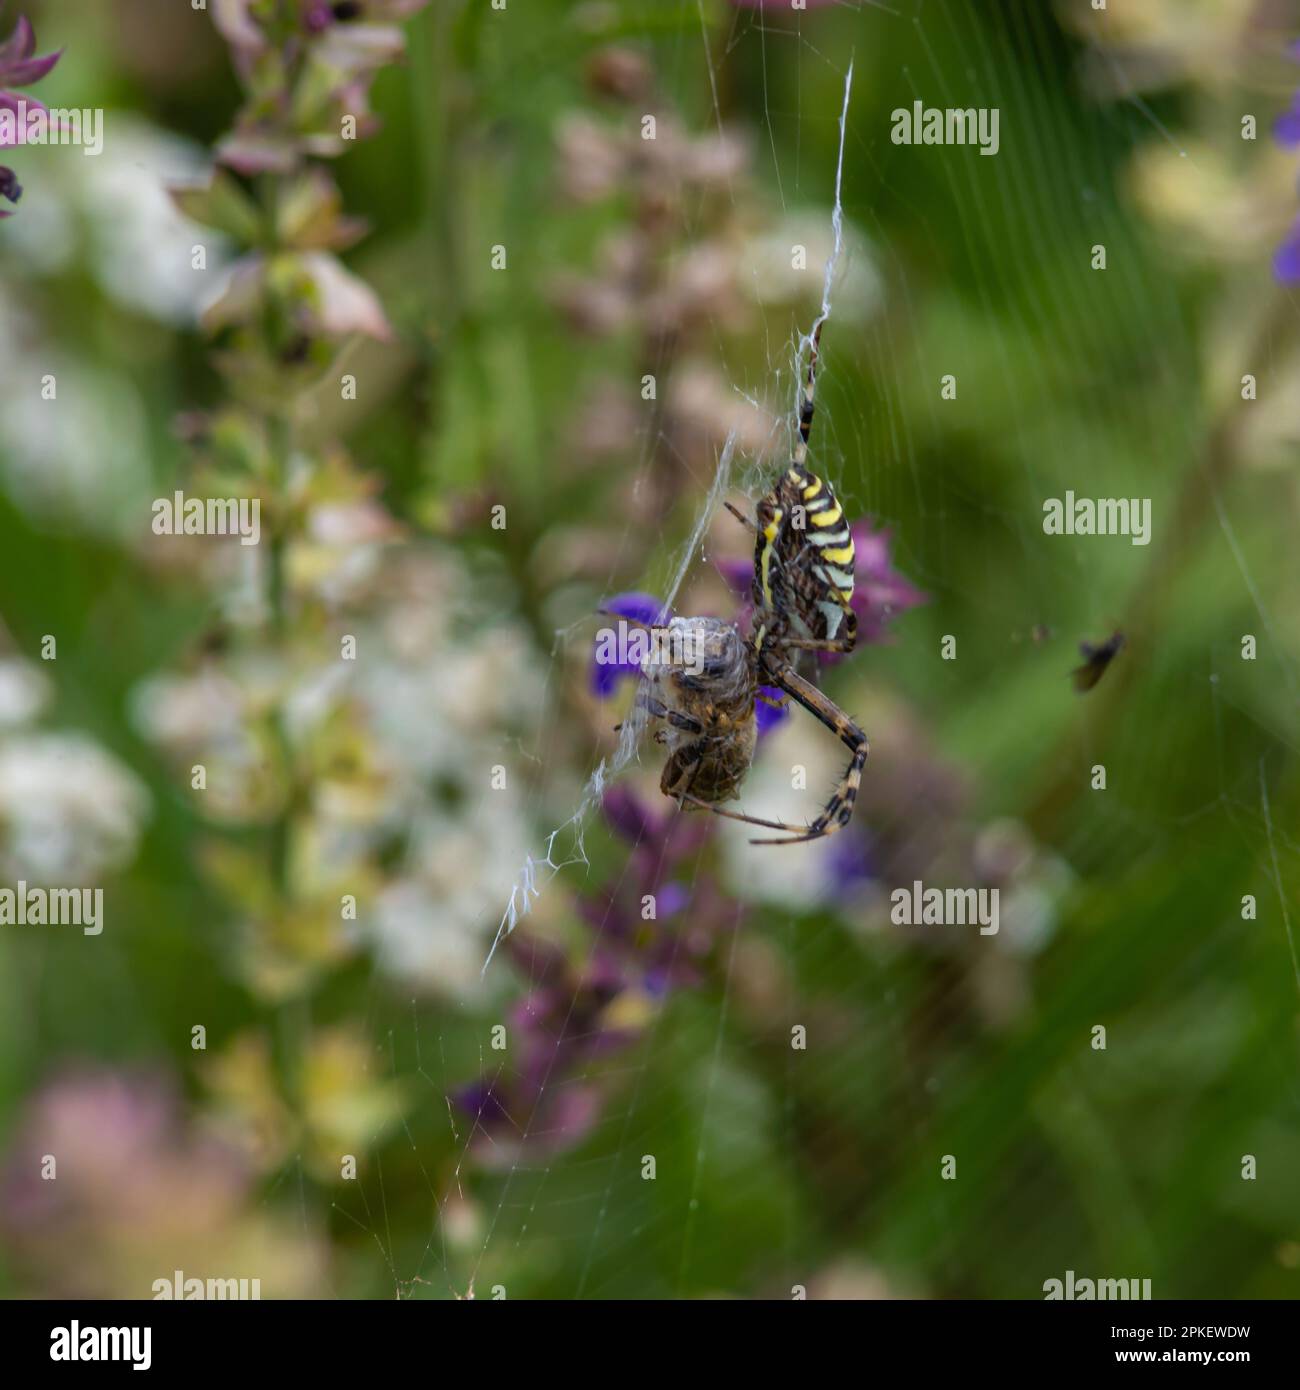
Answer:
[[644, 616, 757, 805]]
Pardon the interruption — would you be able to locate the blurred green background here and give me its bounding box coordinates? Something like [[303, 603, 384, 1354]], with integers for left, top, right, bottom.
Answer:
[[0, 0, 1298, 1299]]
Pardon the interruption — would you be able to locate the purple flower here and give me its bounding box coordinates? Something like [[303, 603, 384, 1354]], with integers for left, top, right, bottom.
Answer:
[[301, 1, 339, 32], [301, 0, 427, 25], [715, 554, 753, 606], [1275, 224, 1300, 285], [1275, 92, 1300, 149], [453, 1081, 511, 1129], [656, 881, 690, 918], [590, 591, 670, 696], [0, 15, 59, 87], [1273, 54, 1300, 281], [755, 685, 789, 733], [594, 786, 740, 972], [213, 0, 429, 170], [848, 518, 928, 647], [826, 829, 876, 899], [220, 0, 427, 51], [456, 784, 742, 1161], [459, 781, 747, 1165], [0, 13, 61, 218], [454, 942, 632, 1161], [0, 1068, 254, 1296], [599, 782, 713, 871]]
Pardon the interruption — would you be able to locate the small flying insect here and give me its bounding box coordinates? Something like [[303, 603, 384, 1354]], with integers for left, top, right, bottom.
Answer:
[[1071, 630, 1125, 693]]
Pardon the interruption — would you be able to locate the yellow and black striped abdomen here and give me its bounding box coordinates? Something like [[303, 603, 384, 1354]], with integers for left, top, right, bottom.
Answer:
[[753, 464, 856, 645]]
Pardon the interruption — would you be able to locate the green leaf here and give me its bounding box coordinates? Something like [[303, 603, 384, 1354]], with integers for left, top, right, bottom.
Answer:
[[170, 170, 263, 245]]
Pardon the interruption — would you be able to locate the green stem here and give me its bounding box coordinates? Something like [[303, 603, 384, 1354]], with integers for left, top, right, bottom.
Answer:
[[266, 410, 292, 640]]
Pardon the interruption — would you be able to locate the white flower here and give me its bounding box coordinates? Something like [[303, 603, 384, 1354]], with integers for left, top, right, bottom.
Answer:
[[79, 119, 230, 325], [130, 670, 247, 749], [5, 116, 226, 323], [0, 120, 228, 538], [0, 347, 151, 538], [356, 618, 542, 786], [0, 658, 51, 730], [368, 792, 534, 999], [0, 733, 150, 880]]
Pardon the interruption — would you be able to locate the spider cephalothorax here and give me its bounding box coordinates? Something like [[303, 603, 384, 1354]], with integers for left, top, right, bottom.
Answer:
[[635, 322, 871, 845]]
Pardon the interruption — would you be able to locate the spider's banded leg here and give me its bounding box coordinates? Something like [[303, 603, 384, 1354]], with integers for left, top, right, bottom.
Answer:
[[780, 635, 857, 656], [755, 690, 790, 710], [677, 792, 816, 836], [749, 657, 868, 845], [767, 658, 866, 759], [724, 501, 758, 533]]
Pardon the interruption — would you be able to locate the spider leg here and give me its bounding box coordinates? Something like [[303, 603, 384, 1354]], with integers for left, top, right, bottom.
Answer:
[[724, 500, 758, 533], [677, 792, 815, 836], [780, 634, 857, 656], [755, 689, 790, 710], [748, 657, 868, 846]]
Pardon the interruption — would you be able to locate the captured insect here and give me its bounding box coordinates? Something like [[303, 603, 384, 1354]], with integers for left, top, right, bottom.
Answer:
[[629, 322, 870, 845], [1071, 630, 1125, 692]]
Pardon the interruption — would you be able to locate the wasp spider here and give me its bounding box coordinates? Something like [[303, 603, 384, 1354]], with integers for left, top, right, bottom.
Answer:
[[637, 322, 869, 845]]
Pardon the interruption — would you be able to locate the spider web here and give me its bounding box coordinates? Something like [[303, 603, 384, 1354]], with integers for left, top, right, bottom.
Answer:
[[482, 58, 854, 974], [334, 0, 1300, 1302]]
